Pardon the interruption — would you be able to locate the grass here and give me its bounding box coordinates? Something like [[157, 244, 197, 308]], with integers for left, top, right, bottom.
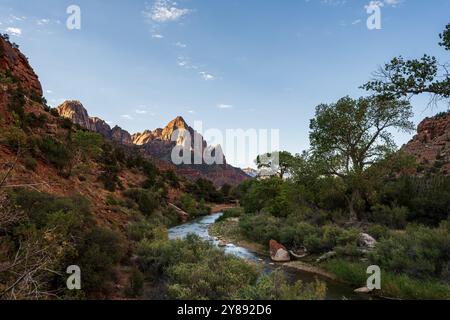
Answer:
[[324, 259, 450, 300], [216, 207, 244, 222]]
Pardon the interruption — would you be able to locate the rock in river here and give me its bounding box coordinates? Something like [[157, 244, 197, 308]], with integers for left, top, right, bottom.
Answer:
[[269, 240, 290, 262]]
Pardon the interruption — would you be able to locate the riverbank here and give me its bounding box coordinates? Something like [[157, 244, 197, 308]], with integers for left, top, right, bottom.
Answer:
[[209, 218, 340, 282]]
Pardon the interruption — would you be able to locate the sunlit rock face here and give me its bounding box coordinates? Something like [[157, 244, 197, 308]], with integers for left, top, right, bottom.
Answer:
[[56, 102, 249, 186], [402, 112, 450, 175]]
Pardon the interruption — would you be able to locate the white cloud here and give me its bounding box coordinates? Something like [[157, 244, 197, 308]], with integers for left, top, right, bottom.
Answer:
[[37, 19, 50, 25], [135, 109, 147, 114], [218, 104, 233, 109], [6, 27, 22, 36], [200, 72, 216, 81], [144, 0, 191, 23], [121, 114, 134, 120], [384, 0, 402, 7], [174, 41, 187, 48], [352, 19, 362, 25], [152, 34, 164, 39], [365, 1, 384, 10], [188, 110, 195, 114], [46, 90, 53, 94]]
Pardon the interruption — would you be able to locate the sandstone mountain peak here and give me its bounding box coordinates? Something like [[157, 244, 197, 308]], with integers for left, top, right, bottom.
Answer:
[[55, 101, 248, 186]]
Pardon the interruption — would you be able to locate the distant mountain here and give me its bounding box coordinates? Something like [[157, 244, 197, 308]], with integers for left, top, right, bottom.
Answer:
[[243, 167, 258, 178], [56, 101, 249, 186]]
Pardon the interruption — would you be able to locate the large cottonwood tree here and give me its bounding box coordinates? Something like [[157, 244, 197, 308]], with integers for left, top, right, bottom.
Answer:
[[309, 95, 414, 221]]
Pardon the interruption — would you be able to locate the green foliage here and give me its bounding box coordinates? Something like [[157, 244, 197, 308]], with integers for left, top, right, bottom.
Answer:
[[370, 223, 450, 280], [1, 126, 27, 151], [239, 270, 326, 300], [368, 204, 408, 229], [216, 207, 244, 222], [256, 151, 297, 178], [38, 135, 72, 171], [178, 193, 211, 218], [379, 176, 450, 226], [325, 259, 450, 300], [137, 235, 257, 300], [440, 23, 450, 50], [23, 155, 37, 172], [77, 227, 125, 294], [127, 220, 167, 242], [124, 268, 145, 298], [98, 143, 122, 191], [240, 177, 292, 217], [1, 190, 128, 298], [123, 188, 162, 217], [72, 131, 103, 159], [186, 178, 223, 203]]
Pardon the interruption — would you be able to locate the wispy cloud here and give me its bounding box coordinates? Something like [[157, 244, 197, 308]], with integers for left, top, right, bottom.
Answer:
[[352, 19, 362, 25], [200, 72, 216, 81], [135, 109, 148, 114], [217, 104, 233, 109], [143, 0, 191, 23], [174, 41, 187, 48], [121, 114, 134, 120], [36, 18, 50, 26], [384, 0, 403, 7], [152, 34, 164, 39], [6, 27, 22, 36]]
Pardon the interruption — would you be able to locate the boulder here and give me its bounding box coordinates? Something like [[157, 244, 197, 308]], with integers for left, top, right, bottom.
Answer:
[[269, 240, 290, 262], [359, 233, 377, 249], [218, 240, 227, 247], [354, 286, 373, 294]]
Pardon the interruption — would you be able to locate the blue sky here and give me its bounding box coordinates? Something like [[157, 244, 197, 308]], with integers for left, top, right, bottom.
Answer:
[[1, 0, 449, 168]]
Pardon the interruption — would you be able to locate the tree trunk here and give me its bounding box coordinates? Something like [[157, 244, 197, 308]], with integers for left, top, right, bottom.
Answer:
[[348, 189, 360, 222]]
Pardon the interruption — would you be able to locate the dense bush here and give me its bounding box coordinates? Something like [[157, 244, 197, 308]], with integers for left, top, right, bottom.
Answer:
[[370, 223, 450, 280], [98, 144, 122, 191], [76, 227, 125, 295], [38, 135, 72, 171], [368, 204, 408, 229], [379, 176, 450, 226], [186, 178, 223, 203], [239, 270, 326, 300], [123, 188, 162, 217], [177, 194, 211, 218]]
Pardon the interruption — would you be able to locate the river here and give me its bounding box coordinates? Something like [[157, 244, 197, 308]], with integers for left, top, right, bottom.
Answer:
[[168, 212, 371, 300]]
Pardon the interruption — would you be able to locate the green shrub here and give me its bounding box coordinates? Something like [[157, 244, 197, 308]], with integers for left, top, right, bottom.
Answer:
[[77, 227, 125, 295], [123, 188, 161, 216], [23, 156, 37, 171], [238, 270, 326, 300], [177, 194, 211, 218], [324, 259, 450, 300], [38, 135, 72, 170], [368, 204, 407, 229], [124, 268, 145, 298], [370, 224, 450, 280], [217, 207, 244, 222], [239, 213, 281, 245], [1, 126, 27, 151], [73, 131, 103, 159], [127, 220, 167, 242], [367, 224, 390, 240]]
